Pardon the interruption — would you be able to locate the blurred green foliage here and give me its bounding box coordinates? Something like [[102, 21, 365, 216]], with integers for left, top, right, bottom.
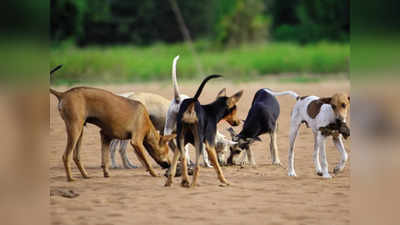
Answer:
[[50, 41, 349, 85], [51, 0, 349, 46]]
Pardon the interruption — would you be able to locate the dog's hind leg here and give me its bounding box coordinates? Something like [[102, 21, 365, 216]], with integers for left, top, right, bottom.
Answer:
[[100, 132, 112, 177], [180, 139, 190, 188], [191, 125, 202, 187], [110, 140, 119, 169], [332, 135, 348, 174], [288, 120, 301, 177], [62, 122, 83, 182], [119, 140, 137, 169], [205, 142, 230, 186], [269, 124, 281, 165], [73, 129, 89, 178]]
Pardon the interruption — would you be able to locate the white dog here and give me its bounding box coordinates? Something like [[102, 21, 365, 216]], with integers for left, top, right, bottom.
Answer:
[[263, 89, 350, 178]]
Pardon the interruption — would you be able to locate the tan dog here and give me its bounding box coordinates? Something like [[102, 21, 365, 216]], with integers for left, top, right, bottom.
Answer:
[[49, 65, 175, 181]]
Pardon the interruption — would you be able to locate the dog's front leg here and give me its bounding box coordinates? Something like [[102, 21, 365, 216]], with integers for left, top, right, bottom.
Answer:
[[100, 133, 112, 177], [201, 145, 212, 168], [313, 133, 322, 176], [246, 148, 256, 167], [332, 135, 348, 174], [130, 139, 158, 177], [165, 150, 181, 187], [317, 132, 331, 178]]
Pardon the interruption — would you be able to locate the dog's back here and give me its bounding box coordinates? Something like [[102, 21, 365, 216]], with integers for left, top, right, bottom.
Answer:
[[59, 87, 149, 139], [129, 92, 170, 132], [240, 89, 280, 137]]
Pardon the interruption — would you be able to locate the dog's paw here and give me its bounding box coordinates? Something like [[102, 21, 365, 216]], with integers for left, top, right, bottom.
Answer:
[[333, 167, 342, 174], [164, 180, 173, 187], [322, 173, 332, 179], [288, 171, 297, 177], [67, 177, 76, 182], [272, 161, 281, 166], [181, 180, 190, 188]]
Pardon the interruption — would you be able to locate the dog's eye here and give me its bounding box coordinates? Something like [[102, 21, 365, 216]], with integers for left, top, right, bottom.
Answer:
[[341, 103, 346, 108]]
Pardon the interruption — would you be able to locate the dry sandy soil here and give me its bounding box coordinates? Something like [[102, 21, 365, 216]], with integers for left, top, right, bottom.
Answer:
[[50, 79, 350, 225]]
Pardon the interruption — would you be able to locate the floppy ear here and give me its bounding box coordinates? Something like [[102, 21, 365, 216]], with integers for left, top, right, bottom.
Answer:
[[217, 88, 226, 98], [320, 97, 332, 104], [160, 134, 177, 144], [227, 90, 244, 106]]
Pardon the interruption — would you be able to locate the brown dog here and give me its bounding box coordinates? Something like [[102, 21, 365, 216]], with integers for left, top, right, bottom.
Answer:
[[50, 65, 175, 181]]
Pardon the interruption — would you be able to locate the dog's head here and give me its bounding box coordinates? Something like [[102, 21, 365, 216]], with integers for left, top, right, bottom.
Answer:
[[216, 88, 244, 126], [324, 93, 350, 122], [226, 128, 261, 165], [215, 133, 237, 166], [146, 133, 176, 169]]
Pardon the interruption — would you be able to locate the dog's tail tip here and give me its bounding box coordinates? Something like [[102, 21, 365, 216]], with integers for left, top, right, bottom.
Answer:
[[50, 64, 63, 75], [193, 74, 223, 100]]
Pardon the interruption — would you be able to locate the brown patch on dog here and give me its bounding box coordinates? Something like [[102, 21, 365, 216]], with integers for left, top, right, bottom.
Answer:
[[307, 100, 325, 118], [182, 102, 198, 123]]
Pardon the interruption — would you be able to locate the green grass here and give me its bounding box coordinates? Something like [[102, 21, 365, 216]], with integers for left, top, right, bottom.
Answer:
[[50, 41, 349, 85]]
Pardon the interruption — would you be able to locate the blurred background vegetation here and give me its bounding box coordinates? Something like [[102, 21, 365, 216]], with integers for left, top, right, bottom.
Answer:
[[50, 0, 349, 84]]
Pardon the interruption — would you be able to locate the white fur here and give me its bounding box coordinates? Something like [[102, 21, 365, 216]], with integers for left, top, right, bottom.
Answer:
[[265, 90, 349, 178]]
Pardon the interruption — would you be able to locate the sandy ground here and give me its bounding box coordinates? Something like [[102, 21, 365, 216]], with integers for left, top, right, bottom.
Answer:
[[50, 79, 350, 225]]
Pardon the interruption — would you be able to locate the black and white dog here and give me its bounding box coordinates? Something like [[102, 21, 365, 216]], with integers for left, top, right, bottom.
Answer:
[[228, 88, 281, 166]]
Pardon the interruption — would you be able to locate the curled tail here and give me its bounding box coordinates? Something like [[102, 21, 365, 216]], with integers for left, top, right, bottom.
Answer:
[[49, 64, 64, 101], [263, 88, 299, 100], [193, 74, 222, 100], [172, 55, 181, 103]]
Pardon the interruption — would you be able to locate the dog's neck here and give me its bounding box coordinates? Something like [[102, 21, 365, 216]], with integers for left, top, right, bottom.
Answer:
[[203, 97, 229, 123]]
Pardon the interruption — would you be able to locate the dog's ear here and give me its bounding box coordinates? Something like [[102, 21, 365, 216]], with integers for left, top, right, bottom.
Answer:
[[217, 88, 226, 98], [160, 134, 177, 144], [320, 97, 332, 104], [227, 90, 244, 107]]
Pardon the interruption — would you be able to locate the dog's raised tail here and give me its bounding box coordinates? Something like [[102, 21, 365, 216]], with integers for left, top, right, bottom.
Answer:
[[172, 55, 181, 103], [193, 74, 222, 100], [49, 64, 64, 101], [263, 88, 299, 100]]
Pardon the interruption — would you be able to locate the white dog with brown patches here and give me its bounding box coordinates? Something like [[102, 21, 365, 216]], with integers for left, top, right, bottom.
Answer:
[[263, 89, 350, 179]]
